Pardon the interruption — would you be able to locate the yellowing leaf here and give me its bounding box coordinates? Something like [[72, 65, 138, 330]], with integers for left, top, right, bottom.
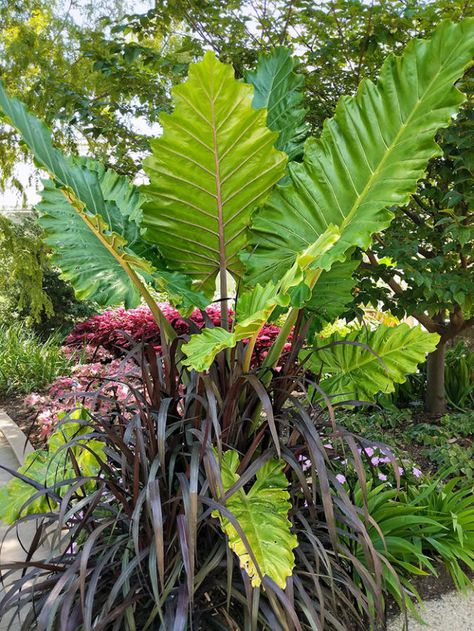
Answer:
[[213, 450, 297, 588]]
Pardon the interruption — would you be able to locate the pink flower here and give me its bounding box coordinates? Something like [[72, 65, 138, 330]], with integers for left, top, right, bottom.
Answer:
[[364, 447, 374, 457], [371, 457, 380, 466], [336, 474, 346, 484], [378, 473, 387, 482], [298, 455, 311, 472], [412, 467, 422, 478]]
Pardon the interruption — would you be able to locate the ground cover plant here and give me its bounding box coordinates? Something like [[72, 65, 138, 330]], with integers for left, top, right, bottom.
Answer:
[[0, 19, 473, 630], [341, 408, 474, 481]]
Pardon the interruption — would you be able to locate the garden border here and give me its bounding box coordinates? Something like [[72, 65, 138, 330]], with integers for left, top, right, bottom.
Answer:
[[0, 409, 33, 465]]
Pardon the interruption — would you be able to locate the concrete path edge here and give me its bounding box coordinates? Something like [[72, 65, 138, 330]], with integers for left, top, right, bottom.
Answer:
[[0, 409, 34, 465]]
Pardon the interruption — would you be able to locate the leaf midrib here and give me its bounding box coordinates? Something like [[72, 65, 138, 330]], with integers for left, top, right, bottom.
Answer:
[[334, 39, 460, 235]]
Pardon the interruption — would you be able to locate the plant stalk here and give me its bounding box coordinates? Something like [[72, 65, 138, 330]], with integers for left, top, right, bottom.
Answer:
[[62, 188, 177, 345]]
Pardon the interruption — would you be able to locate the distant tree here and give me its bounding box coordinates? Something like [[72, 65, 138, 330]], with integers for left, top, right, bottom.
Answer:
[[0, 0, 189, 190]]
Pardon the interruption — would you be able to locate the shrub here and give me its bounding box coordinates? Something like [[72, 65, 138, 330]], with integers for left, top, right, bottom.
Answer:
[[0, 345, 389, 630], [0, 323, 70, 395], [0, 216, 95, 337], [65, 304, 291, 367], [350, 475, 474, 613]]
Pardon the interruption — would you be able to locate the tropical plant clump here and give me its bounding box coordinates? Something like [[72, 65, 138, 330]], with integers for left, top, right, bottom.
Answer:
[[0, 19, 473, 630]]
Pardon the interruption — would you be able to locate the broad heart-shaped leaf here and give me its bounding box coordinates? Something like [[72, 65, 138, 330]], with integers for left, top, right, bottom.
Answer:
[[213, 450, 297, 589], [142, 50, 287, 297], [245, 19, 474, 286], [246, 47, 308, 160], [306, 324, 440, 405], [0, 412, 105, 524]]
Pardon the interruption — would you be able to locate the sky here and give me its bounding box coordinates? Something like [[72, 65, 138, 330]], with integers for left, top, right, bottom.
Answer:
[[0, 0, 155, 210]]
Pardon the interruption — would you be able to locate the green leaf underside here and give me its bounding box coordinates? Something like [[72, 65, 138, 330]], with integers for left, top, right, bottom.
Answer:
[[38, 179, 144, 307], [246, 47, 308, 160], [0, 412, 105, 524], [305, 260, 360, 327], [245, 20, 474, 286], [307, 323, 440, 404], [142, 50, 287, 297], [213, 450, 297, 588]]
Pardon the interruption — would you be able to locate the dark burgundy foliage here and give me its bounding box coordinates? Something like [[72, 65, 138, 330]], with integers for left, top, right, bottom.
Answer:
[[65, 304, 292, 367]]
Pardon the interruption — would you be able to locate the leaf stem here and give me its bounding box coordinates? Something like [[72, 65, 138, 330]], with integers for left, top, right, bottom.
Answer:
[[61, 188, 177, 345]]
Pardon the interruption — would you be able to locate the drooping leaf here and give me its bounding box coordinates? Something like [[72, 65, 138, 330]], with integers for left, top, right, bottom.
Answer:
[[0, 410, 105, 524], [246, 47, 308, 160], [305, 259, 360, 330], [37, 179, 148, 307], [0, 84, 153, 307], [245, 20, 474, 286], [306, 323, 440, 404], [0, 86, 208, 315], [213, 450, 297, 589], [181, 328, 237, 372], [142, 50, 287, 296]]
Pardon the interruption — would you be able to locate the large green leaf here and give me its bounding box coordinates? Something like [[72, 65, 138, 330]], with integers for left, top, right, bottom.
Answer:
[[0, 411, 105, 524], [245, 20, 474, 286], [246, 47, 308, 160], [213, 450, 297, 589], [0, 84, 152, 307], [0, 86, 208, 314], [305, 260, 360, 330], [37, 178, 148, 307], [142, 50, 287, 296], [307, 323, 440, 404]]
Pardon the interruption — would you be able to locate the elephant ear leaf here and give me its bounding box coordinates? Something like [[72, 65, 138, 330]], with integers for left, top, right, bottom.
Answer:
[[0, 84, 151, 307], [306, 323, 440, 404], [246, 47, 308, 160], [0, 86, 206, 314], [305, 260, 360, 334], [142, 50, 287, 297], [246, 20, 474, 286], [213, 450, 297, 589]]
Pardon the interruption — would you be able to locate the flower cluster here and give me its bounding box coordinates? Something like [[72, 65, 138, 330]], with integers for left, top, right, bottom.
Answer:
[[65, 304, 289, 364], [298, 440, 424, 488], [65, 304, 227, 353], [25, 359, 138, 438]]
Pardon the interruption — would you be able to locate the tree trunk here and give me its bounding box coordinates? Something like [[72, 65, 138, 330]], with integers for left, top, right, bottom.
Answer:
[[425, 340, 447, 416]]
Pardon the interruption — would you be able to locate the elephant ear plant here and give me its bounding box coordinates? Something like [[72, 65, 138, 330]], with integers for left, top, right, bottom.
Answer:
[[0, 20, 473, 630]]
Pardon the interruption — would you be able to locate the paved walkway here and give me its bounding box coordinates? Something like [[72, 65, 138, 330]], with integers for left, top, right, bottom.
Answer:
[[388, 589, 474, 630], [0, 418, 37, 630]]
